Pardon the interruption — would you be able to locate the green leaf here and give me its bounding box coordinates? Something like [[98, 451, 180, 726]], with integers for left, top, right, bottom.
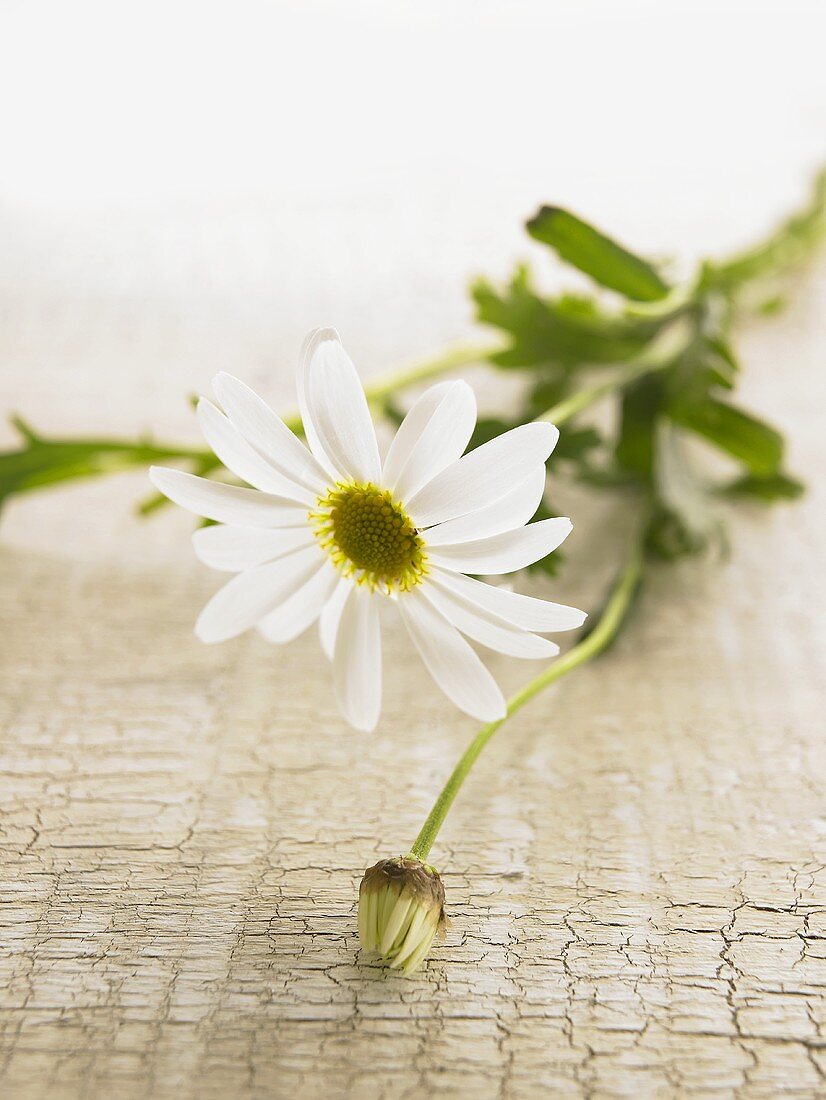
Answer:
[[553, 425, 604, 463], [526, 549, 564, 578], [756, 294, 786, 316], [651, 418, 721, 560], [702, 335, 739, 390], [526, 206, 669, 302], [645, 505, 716, 561], [706, 168, 826, 292], [472, 268, 656, 369], [669, 397, 783, 476], [721, 471, 804, 501], [615, 377, 666, 481], [525, 374, 573, 418], [575, 463, 636, 490], [0, 418, 213, 513]]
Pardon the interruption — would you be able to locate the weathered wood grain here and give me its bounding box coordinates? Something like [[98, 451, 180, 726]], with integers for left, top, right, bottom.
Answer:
[[1, 199, 826, 1099]]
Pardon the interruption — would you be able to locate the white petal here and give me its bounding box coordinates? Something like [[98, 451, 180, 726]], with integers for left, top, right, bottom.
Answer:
[[257, 562, 339, 643], [425, 465, 546, 546], [420, 584, 559, 659], [407, 422, 559, 528], [150, 466, 309, 527], [212, 372, 329, 494], [380, 382, 455, 488], [430, 568, 587, 633], [385, 382, 476, 500], [296, 328, 343, 481], [333, 586, 382, 731], [319, 577, 352, 661], [300, 331, 381, 483], [428, 518, 572, 575], [192, 525, 314, 572], [195, 545, 324, 643], [398, 590, 506, 722], [197, 398, 314, 503]]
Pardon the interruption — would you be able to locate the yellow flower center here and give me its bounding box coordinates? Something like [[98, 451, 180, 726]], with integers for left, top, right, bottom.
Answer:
[[311, 482, 427, 592]]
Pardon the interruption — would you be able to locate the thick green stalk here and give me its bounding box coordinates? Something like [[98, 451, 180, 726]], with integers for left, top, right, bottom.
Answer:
[[408, 534, 645, 863]]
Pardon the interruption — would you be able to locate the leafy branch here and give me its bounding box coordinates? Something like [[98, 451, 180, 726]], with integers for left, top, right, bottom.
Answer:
[[470, 173, 821, 567], [2, 172, 821, 574], [0, 415, 215, 513], [0, 343, 498, 516], [401, 174, 825, 870], [4, 175, 824, 917]]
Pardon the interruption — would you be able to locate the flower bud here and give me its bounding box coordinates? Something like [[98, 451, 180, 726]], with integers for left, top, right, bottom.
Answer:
[[358, 856, 445, 974]]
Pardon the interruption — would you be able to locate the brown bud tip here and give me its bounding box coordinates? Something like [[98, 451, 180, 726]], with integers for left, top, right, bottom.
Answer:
[[357, 856, 445, 974]]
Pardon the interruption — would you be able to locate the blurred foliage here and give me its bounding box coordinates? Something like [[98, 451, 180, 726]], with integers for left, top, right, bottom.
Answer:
[[469, 169, 825, 575], [0, 415, 214, 513], [1, 171, 823, 600]]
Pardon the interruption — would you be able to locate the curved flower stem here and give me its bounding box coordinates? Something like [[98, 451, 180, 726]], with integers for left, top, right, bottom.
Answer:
[[408, 532, 646, 863]]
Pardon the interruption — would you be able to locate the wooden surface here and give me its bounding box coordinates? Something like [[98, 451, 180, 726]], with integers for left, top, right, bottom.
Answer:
[[2, 6, 826, 1092], [2, 262, 826, 1100]]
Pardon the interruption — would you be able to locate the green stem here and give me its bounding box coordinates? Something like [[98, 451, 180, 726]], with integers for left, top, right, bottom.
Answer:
[[408, 533, 645, 863], [282, 340, 503, 434], [534, 317, 695, 428], [709, 168, 826, 291], [366, 340, 504, 404], [537, 360, 659, 428], [2, 342, 501, 513], [137, 345, 498, 512]]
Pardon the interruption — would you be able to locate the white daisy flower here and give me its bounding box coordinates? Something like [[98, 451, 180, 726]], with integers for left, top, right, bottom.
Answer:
[[150, 328, 585, 731]]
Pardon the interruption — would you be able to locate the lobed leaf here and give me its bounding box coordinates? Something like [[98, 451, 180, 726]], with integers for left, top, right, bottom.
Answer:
[[473, 269, 656, 369]]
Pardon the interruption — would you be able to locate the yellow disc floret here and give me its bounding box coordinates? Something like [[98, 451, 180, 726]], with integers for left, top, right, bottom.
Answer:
[[311, 482, 427, 592]]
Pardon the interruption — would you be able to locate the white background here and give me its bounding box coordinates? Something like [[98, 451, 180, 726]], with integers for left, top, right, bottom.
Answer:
[[1, 0, 825, 548]]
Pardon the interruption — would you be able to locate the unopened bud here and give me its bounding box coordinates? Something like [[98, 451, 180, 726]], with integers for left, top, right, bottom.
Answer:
[[357, 856, 445, 974]]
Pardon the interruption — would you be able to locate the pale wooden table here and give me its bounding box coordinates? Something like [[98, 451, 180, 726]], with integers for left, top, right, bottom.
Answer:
[[2, 47, 826, 1087]]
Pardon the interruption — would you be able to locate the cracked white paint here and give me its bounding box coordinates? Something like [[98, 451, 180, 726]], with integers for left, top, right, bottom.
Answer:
[[3, 479, 826, 1099]]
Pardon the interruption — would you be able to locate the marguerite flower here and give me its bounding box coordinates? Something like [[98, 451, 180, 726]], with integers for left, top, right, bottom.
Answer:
[[150, 328, 585, 731]]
